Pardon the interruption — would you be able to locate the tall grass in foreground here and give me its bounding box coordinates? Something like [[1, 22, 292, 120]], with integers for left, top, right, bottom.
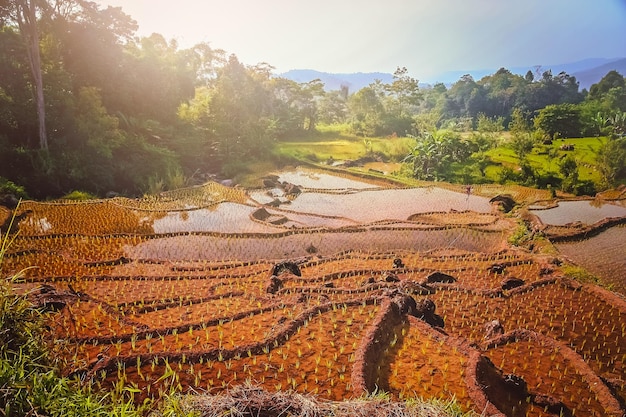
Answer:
[[0, 208, 148, 417]]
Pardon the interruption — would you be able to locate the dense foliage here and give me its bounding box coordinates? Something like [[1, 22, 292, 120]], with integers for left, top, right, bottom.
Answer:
[[0, 0, 625, 199]]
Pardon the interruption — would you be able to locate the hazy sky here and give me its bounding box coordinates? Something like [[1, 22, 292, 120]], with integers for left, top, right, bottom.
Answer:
[[93, 0, 626, 81]]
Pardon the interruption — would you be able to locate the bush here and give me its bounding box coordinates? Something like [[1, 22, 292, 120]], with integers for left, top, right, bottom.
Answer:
[[61, 190, 98, 201], [0, 177, 28, 200], [573, 180, 597, 196]]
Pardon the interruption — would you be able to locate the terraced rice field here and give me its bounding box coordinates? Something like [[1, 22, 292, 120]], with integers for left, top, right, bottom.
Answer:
[[2, 168, 625, 416]]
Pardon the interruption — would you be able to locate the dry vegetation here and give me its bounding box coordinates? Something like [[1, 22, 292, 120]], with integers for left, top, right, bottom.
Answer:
[[2, 171, 625, 417]]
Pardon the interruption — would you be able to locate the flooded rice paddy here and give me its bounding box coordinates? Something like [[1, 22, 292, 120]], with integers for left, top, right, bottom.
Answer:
[[530, 200, 626, 225]]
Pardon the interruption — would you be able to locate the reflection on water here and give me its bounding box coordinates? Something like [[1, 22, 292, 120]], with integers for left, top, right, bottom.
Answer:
[[556, 226, 626, 293], [531, 200, 626, 225], [276, 169, 381, 190], [286, 188, 492, 222], [126, 228, 505, 262], [150, 203, 276, 234]]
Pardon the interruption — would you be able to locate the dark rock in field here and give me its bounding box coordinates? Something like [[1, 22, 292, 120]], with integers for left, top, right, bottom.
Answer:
[[281, 182, 301, 195], [364, 277, 376, 285], [393, 294, 417, 316], [539, 267, 554, 276], [271, 261, 301, 277], [262, 177, 279, 188], [425, 271, 456, 284], [501, 277, 525, 290], [105, 191, 120, 199], [384, 273, 400, 282], [266, 199, 282, 207], [0, 193, 19, 209], [29, 284, 81, 312], [412, 298, 445, 328], [484, 319, 505, 339], [266, 276, 283, 294], [305, 244, 318, 254], [252, 207, 271, 221], [392, 258, 405, 269], [489, 194, 516, 212], [414, 298, 436, 316], [488, 264, 506, 274], [323, 282, 334, 288], [399, 280, 435, 295], [252, 208, 288, 225], [550, 257, 563, 266]]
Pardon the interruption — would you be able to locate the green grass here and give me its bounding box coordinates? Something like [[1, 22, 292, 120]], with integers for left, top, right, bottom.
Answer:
[[278, 139, 366, 162], [277, 124, 414, 163], [485, 136, 607, 183]]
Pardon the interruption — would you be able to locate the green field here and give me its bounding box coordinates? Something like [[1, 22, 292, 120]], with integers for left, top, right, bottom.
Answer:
[[273, 125, 610, 193], [486, 136, 606, 183]]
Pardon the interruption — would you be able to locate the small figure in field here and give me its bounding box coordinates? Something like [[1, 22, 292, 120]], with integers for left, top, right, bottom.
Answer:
[[465, 185, 472, 201]]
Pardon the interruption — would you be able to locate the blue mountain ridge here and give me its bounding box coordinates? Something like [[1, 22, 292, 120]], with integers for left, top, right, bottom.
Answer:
[[279, 57, 626, 92]]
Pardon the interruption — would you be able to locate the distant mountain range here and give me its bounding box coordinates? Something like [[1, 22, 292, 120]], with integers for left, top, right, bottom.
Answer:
[[279, 57, 626, 92]]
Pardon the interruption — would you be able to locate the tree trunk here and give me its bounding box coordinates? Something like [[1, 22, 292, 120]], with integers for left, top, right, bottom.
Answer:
[[17, 0, 48, 150]]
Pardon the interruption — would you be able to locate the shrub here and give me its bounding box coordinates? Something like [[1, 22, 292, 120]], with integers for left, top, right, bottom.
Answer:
[[61, 190, 98, 201], [0, 177, 28, 199]]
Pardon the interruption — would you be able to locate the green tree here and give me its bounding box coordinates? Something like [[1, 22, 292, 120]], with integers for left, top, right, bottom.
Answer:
[[1, 0, 48, 149], [508, 108, 534, 162], [444, 74, 487, 120], [588, 70, 625, 105], [559, 154, 579, 192], [386, 67, 421, 116], [534, 103, 582, 139], [349, 84, 385, 136], [317, 88, 348, 124], [595, 137, 626, 188], [403, 129, 471, 180]]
